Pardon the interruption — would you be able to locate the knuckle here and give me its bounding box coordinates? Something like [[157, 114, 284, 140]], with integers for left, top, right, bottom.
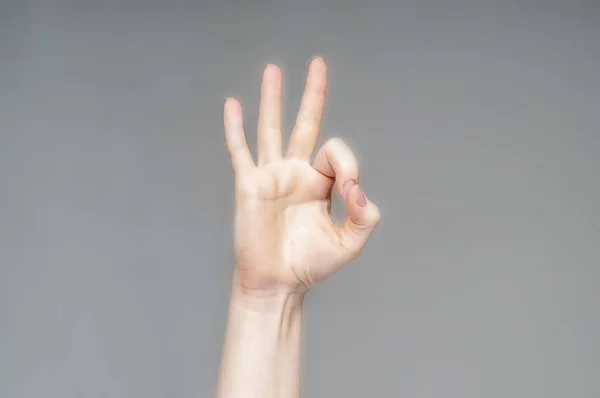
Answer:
[[236, 177, 257, 197], [265, 126, 279, 135], [297, 118, 317, 133], [328, 138, 355, 161], [340, 235, 364, 258], [324, 138, 358, 177], [325, 137, 346, 149]]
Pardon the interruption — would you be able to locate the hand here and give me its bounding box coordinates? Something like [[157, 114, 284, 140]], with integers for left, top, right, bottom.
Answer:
[[223, 57, 380, 296]]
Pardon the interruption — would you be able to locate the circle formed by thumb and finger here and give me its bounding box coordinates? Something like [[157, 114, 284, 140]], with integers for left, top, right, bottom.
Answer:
[[311, 137, 359, 197], [338, 183, 381, 258]]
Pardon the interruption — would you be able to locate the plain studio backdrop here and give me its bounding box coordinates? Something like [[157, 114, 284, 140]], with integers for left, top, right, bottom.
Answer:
[[1, 0, 599, 397]]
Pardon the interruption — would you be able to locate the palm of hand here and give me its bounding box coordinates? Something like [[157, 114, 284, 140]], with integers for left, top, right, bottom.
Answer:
[[224, 58, 380, 295], [235, 158, 341, 293]]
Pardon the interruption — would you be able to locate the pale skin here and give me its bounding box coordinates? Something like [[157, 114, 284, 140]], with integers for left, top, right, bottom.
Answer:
[[216, 57, 381, 398]]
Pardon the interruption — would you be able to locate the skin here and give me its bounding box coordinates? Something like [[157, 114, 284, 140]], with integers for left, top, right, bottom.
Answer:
[[216, 57, 381, 398]]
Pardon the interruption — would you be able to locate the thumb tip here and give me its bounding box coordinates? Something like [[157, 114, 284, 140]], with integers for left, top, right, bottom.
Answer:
[[346, 185, 381, 226]]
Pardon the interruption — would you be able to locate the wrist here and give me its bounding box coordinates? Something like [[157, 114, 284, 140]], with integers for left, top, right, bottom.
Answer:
[[229, 283, 305, 314], [230, 269, 308, 311], [225, 282, 304, 353]]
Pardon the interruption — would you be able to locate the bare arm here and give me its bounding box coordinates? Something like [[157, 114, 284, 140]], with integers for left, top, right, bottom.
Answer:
[[216, 287, 303, 398], [216, 57, 380, 398]]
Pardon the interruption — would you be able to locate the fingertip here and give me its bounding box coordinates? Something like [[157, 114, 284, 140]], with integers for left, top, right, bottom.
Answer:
[[224, 97, 242, 116], [224, 96, 237, 109], [346, 184, 380, 226], [264, 63, 282, 77], [308, 58, 327, 88], [310, 56, 326, 72], [369, 201, 382, 225]]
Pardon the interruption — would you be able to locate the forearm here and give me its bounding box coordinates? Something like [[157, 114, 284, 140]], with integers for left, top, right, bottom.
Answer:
[[216, 284, 304, 398]]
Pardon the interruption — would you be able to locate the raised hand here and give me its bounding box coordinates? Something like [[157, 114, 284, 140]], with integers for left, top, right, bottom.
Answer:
[[223, 57, 380, 296]]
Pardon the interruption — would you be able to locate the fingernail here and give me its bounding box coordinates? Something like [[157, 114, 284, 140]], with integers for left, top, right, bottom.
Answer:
[[343, 180, 355, 197], [354, 186, 367, 207]]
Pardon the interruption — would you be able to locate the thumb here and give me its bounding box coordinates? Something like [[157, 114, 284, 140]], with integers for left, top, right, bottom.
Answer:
[[338, 182, 381, 258]]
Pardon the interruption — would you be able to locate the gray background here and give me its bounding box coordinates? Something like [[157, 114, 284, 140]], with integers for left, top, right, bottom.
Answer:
[[1, 0, 599, 397]]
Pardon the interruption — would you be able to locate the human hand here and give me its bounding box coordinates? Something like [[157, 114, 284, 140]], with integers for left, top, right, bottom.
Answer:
[[223, 57, 380, 297]]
